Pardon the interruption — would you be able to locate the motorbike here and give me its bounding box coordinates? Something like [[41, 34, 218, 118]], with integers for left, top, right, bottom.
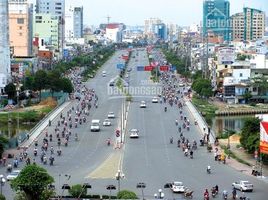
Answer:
[[83, 117, 86, 123], [7, 164, 12, 173], [57, 150, 62, 156], [204, 194, 209, 200], [223, 193, 228, 200], [43, 156, 47, 165], [164, 107, 167, 112], [184, 189, 193, 198], [207, 168, 211, 174], [107, 140, 111, 146], [211, 187, 217, 198], [175, 120, 178, 126], [194, 120, 198, 125], [170, 137, 173, 144], [34, 150, 37, 156]]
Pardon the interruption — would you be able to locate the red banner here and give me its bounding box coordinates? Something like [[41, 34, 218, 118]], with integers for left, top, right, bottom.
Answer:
[[260, 122, 268, 155], [160, 66, 169, 71], [122, 55, 129, 60], [144, 66, 153, 71]]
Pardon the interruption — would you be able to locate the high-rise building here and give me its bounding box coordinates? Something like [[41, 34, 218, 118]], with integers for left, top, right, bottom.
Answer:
[[0, 0, 10, 93], [153, 23, 167, 40], [33, 14, 59, 50], [8, 0, 33, 57], [144, 18, 162, 37], [203, 0, 230, 41], [65, 6, 74, 41], [36, 0, 65, 56], [231, 7, 265, 41], [73, 6, 83, 38]]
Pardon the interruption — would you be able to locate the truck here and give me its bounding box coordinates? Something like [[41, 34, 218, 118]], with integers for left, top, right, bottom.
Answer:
[[90, 119, 100, 132]]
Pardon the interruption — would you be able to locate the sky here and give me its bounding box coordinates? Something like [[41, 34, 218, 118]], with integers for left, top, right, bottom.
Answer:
[[30, 0, 268, 26]]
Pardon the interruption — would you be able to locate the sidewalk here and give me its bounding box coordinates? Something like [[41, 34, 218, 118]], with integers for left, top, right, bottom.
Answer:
[[19, 100, 72, 148], [185, 99, 268, 182]]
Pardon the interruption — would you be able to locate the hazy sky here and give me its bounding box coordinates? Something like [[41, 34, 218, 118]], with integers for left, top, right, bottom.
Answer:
[[30, 0, 268, 26]]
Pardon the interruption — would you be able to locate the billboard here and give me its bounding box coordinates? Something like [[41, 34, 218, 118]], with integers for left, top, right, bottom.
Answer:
[[217, 47, 235, 65], [260, 121, 268, 155]]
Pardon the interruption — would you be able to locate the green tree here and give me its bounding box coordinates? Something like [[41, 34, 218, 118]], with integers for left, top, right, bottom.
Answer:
[[117, 190, 137, 199], [0, 193, 6, 200], [60, 77, 73, 94], [47, 70, 62, 97], [243, 91, 252, 103], [33, 70, 48, 101], [11, 164, 54, 200], [4, 83, 16, 99], [251, 76, 268, 96], [192, 78, 213, 98], [24, 76, 35, 91], [0, 136, 9, 159], [69, 184, 86, 198], [240, 118, 260, 153]]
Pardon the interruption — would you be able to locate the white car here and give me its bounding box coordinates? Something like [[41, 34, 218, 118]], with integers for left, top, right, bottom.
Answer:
[[129, 129, 139, 138], [152, 97, 159, 103], [6, 170, 21, 181], [102, 71, 106, 77], [171, 182, 185, 193], [140, 101, 146, 108], [107, 112, 115, 118], [232, 181, 253, 192], [103, 119, 112, 126], [179, 83, 185, 87]]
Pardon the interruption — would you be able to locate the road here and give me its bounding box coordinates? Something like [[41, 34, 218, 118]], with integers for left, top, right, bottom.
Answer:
[[120, 48, 268, 199], [1, 48, 268, 200]]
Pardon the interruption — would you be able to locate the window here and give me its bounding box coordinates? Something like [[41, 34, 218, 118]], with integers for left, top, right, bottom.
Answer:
[[19, 26, 22, 30], [17, 18, 24, 24], [240, 73, 243, 77], [19, 33, 23, 36]]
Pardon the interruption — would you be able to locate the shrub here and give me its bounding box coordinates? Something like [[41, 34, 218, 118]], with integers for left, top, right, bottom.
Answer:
[[69, 184, 87, 197], [117, 190, 137, 199], [0, 194, 6, 200]]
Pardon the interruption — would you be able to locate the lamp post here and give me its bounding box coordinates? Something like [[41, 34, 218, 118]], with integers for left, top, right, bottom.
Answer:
[[136, 182, 146, 200], [154, 189, 164, 199], [0, 175, 6, 195], [58, 174, 71, 200], [106, 184, 116, 200], [115, 170, 124, 193]]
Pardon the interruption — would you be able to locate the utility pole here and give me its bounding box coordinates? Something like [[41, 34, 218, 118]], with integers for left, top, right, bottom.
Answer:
[[106, 15, 111, 24]]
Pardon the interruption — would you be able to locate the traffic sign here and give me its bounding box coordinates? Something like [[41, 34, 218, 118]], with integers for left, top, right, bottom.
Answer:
[[144, 66, 153, 71], [160, 65, 169, 71], [117, 63, 125, 69], [116, 129, 120, 137], [137, 66, 144, 71]]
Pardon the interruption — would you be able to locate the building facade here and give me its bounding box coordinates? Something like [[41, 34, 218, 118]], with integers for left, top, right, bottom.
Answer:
[[73, 6, 83, 38], [203, 0, 230, 41], [8, 0, 33, 57], [33, 14, 59, 51], [144, 18, 162, 37], [36, 0, 65, 56], [65, 6, 73, 41], [0, 0, 11, 93], [153, 23, 167, 40], [231, 7, 265, 41]]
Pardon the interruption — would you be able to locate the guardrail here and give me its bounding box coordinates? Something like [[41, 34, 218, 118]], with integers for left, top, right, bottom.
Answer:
[[19, 94, 70, 147]]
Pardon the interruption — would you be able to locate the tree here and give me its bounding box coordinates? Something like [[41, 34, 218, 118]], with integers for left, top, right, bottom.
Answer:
[[243, 91, 252, 103], [60, 77, 73, 94], [33, 70, 48, 101], [0, 194, 6, 200], [251, 76, 268, 96], [11, 164, 54, 200], [47, 70, 62, 96], [240, 118, 260, 153], [69, 184, 87, 198], [192, 78, 213, 98], [0, 136, 8, 159], [24, 76, 35, 91], [4, 83, 16, 99], [117, 190, 137, 199]]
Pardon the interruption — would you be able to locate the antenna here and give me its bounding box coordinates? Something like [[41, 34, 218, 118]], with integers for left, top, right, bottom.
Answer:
[[106, 15, 111, 24]]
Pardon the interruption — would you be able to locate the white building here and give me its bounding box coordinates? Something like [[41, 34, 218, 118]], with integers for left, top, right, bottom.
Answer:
[[105, 24, 123, 43], [0, 0, 10, 93], [250, 54, 268, 69], [65, 6, 74, 41], [36, 0, 65, 57]]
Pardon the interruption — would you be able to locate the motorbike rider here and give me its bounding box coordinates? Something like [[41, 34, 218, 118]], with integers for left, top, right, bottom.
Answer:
[[207, 165, 211, 174], [75, 133, 78, 141], [164, 106, 167, 112], [170, 137, 173, 144], [222, 190, 228, 199], [190, 150, 193, 158], [107, 138, 111, 146], [175, 119, 178, 126], [184, 147, 189, 156], [232, 187, 237, 199], [34, 147, 38, 156], [204, 189, 209, 200], [215, 185, 219, 193]]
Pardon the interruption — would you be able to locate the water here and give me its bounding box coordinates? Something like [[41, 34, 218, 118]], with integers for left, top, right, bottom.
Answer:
[[212, 115, 255, 136], [0, 123, 34, 148]]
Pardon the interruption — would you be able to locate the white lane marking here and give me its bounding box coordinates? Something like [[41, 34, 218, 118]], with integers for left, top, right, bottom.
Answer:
[[141, 108, 150, 167]]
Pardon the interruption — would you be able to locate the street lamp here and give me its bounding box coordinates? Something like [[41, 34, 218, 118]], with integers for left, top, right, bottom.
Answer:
[[136, 182, 146, 200], [0, 175, 6, 195], [154, 189, 164, 199], [106, 184, 116, 200], [115, 170, 124, 193], [58, 174, 71, 200]]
